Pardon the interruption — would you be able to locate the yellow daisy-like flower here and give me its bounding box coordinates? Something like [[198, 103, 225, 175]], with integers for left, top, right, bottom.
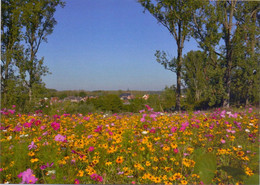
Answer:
[[145, 161, 151, 166], [180, 179, 188, 185], [30, 158, 39, 163], [116, 156, 124, 164], [105, 161, 112, 166], [77, 170, 84, 177]]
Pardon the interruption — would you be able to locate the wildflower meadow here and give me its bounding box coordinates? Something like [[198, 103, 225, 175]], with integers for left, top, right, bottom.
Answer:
[[0, 106, 259, 184]]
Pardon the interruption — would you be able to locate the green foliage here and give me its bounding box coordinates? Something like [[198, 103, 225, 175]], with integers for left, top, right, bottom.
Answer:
[[194, 153, 217, 184], [1, 0, 65, 111], [218, 166, 246, 181], [244, 175, 259, 185]]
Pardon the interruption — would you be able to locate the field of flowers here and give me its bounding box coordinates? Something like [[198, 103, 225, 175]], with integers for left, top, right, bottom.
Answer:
[[0, 105, 259, 184]]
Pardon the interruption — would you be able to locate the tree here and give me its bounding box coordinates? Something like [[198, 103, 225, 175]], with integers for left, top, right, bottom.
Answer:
[[192, 0, 259, 107], [182, 50, 207, 103], [139, 0, 200, 111], [1, 0, 24, 106], [19, 0, 65, 102]]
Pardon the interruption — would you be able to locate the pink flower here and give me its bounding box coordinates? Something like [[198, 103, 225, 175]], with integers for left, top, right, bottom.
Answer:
[[54, 134, 66, 142], [88, 146, 94, 152], [174, 148, 179, 153], [221, 139, 226, 144], [51, 122, 60, 131], [8, 109, 15, 114], [171, 127, 177, 133], [132, 181, 136, 184], [35, 120, 41, 126], [28, 141, 37, 150], [94, 125, 102, 133], [18, 168, 38, 184], [74, 179, 80, 184], [40, 125, 46, 130], [24, 122, 32, 128], [13, 126, 22, 132], [145, 105, 153, 111], [90, 173, 103, 182]]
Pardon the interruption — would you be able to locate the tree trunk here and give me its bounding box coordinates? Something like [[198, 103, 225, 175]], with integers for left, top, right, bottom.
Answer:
[[222, 0, 235, 108], [176, 46, 183, 111]]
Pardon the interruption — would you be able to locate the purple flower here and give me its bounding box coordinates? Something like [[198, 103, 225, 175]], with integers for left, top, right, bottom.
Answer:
[[18, 168, 38, 184], [28, 141, 37, 150]]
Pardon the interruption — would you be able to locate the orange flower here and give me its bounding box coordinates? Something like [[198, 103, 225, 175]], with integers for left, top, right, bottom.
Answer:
[[116, 156, 124, 164]]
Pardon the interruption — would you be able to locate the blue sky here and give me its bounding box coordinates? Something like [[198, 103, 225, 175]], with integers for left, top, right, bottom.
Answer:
[[38, 0, 199, 91]]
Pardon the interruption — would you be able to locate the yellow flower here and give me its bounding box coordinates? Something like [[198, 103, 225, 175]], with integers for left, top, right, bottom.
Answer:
[[77, 170, 84, 177], [181, 179, 188, 185], [30, 158, 39, 163], [116, 156, 124, 164], [145, 161, 151, 166], [28, 151, 35, 157], [105, 161, 112, 166]]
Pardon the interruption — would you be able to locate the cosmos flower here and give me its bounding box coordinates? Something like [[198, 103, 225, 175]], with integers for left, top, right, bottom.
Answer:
[[28, 141, 37, 150], [17, 168, 38, 184]]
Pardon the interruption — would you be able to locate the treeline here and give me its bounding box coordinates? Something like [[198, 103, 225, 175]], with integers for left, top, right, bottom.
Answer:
[[39, 86, 176, 115], [141, 0, 259, 110]]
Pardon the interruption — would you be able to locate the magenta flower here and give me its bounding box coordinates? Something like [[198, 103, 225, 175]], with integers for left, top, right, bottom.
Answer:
[[40, 162, 54, 170], [88, 146, 94, 152], [8, 109, 15, 114], [94, 125, 102, 133], [24, 122, 32, 128], [13, 126, 22, 132], [51, 122, 60, 131], [74, 179, 80, 184], [174, 148, 179, 153], [35, 120, 41, 126], [171, 126, 177, 133], [90, 173, 103, 182], [54, 134, 66, 142], [145, 105, 153, 111], [28, 141, 37, 150], [18, 168, 38, 184]]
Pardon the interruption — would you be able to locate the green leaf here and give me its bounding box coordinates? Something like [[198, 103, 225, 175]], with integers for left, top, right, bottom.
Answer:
[[218, 166, 246, 181], [194, 153, 217, 184], [244, 175, 259, 185]]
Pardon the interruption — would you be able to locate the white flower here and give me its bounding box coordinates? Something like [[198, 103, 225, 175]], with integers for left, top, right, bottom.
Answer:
[[142, 131, 148, 135], [245, 129, 250, 133], [238, 145, 242, 149], [7, 136, 12, 140], [20, 134, 29, 138], [226, 111, 231, 115], [2, 130, 7, 132], [4, 181, 9, 184], [249, 123, 254, 126], [47, 170, 56, 175]]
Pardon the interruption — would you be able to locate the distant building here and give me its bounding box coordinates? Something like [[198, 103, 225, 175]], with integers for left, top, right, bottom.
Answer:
[[120, 93, 134, 100], [50, 97, 59, 105], [64, 96, 83, 103], [142, 94, 149, 100]]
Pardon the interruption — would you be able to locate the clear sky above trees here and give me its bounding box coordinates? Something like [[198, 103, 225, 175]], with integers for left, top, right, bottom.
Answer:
[[38, 0, 199, 91]]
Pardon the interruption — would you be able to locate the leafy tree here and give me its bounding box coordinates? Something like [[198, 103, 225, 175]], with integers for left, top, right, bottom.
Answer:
[[182, 50, 207, 104], [192, 0, 259, 107], [160, 85, 176, 110], [1, 0, 24, 106], [139, 0, 201, 111], [19, 0, 65, 102]]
